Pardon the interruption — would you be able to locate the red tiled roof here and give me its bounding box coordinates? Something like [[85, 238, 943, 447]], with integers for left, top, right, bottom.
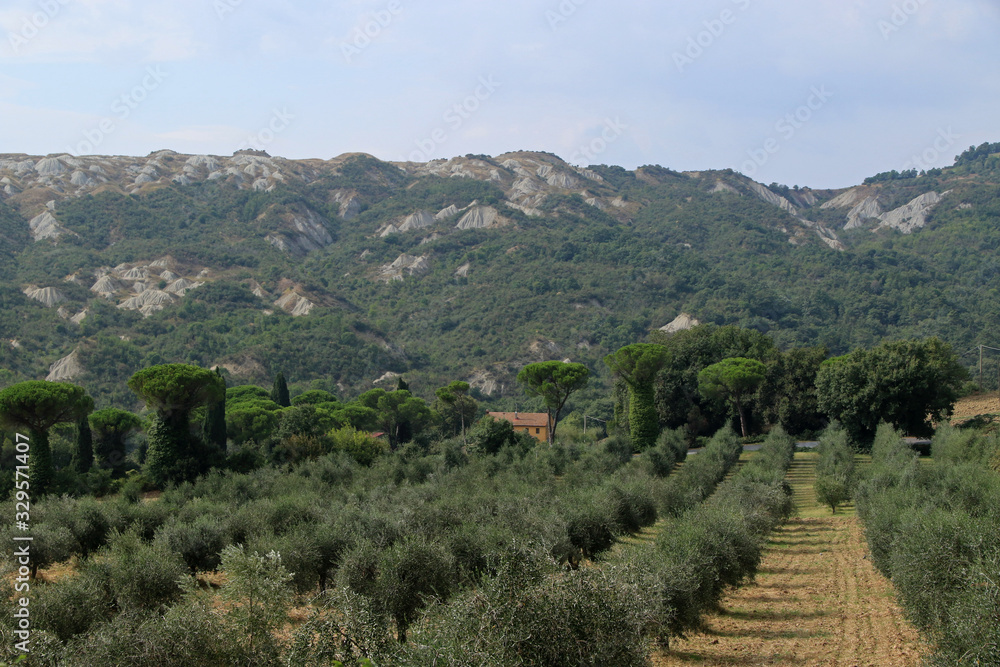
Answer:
[[488, 412, 550, 428]]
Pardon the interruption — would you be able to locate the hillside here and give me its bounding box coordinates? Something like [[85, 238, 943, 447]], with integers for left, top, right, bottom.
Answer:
[[1, 144, 999, 408]]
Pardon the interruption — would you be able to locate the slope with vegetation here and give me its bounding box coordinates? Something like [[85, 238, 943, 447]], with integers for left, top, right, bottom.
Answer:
[[0, 144, 999, 414]]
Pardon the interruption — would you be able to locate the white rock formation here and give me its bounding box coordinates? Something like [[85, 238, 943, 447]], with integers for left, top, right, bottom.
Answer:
[[844, 196, 884, 230], [274, 291, 315, 317], [34, 157, 67, 176], [456, 206, 501, 230], [165, 278, 202, 296], [398, 211, 435, 232], [435, 204, 459, 220], [46, 349, 84, 381], [118, 289, 174, 315], [455, 262, 471, 277], [660, 313, 701, 334], [28, 211, 68, 241], [876, 191, 947, 233], [90, 275, 122, 297], [745, 181, 798, 214], [23, 286, 66, 307], [380, 254, 431, 281], [266, 210, 334, 255], [117, 267, 150, 281]]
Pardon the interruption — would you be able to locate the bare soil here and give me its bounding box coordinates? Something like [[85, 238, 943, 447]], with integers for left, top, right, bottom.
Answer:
[[652, 453, 926, 667]]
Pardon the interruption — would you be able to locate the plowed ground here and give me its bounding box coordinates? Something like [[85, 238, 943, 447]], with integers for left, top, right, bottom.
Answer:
[[652, 453, 926, 667]]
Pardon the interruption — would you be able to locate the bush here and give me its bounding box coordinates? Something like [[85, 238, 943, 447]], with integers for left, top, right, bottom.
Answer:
[[101, 529, 188, 611], [154, 515, 229, 573]]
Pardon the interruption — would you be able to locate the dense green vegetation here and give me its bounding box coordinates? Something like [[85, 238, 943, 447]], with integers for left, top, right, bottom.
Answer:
[[0, 416, 795, 665], [856, 424, 1000, 665], [1, 150, 1000, 416]]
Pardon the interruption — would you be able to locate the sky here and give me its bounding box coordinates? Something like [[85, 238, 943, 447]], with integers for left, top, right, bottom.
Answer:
[[1, 0, 998, 189]]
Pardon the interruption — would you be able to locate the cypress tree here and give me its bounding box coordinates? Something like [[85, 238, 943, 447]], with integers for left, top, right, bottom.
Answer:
[[75, 416, 94, 473], [271, 372, 291, 407]]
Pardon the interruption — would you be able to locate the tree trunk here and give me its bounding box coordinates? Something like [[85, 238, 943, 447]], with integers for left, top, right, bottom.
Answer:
[[735, 395, 748, 437], [547, 408, 554, 445]]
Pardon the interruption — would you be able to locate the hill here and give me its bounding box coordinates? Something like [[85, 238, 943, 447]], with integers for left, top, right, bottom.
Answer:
[[1, 143, 999, 409]]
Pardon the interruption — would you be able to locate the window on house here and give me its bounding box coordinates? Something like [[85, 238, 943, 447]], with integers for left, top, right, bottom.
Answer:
[[535, 428, 540, 434]]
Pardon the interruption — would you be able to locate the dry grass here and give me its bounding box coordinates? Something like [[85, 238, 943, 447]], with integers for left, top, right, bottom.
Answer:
[[652, 452, 926, 667]]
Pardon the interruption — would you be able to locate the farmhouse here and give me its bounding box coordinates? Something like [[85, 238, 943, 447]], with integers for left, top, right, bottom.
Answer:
[[488, 411, 553, 443]]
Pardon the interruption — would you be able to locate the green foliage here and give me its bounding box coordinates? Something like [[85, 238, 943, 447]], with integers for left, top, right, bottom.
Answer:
[[74, 416, 94, 473], [128, 364, 225, 417], [813, 424, 856, 513], [219, 544, 294, 661], [697, 357, 766, 437], [271, 371, 291, 407], [816, 337, 967, 445], [89, 408, 143, 476], [327, 426, 388, 466], [467, 416, 534, 456], [0, 381, 93, 493], [605, 344, 670, 451], [856, 422, 1000, 665], [516, 361, 590, 444]]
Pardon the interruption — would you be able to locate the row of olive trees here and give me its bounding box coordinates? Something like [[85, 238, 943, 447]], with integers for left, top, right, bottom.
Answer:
[[855, 424, 1000, 666], [0, 412, 770, 666]]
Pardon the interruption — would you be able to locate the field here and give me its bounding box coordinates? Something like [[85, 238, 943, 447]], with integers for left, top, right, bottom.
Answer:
[[652, 452, 926, 666], [950, 391, 1000, 422]]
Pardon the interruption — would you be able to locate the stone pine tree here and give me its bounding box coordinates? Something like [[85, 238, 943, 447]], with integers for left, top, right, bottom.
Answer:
[[271, 371, 291, 408], [435, 381, 476, 443], [697, 357, 767, 437], [128, 364, 226, 486], [516, 361, 590, 444], [89, 408, 143, 476], [0, 381, 94, 494], [604, 344, 670, 451]]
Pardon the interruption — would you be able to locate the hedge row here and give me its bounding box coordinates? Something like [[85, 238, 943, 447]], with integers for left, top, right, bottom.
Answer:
[[855, 423, 1000, 666]]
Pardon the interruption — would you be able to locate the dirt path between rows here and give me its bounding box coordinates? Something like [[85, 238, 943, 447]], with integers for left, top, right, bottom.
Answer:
[[652, 454, 926, 667]]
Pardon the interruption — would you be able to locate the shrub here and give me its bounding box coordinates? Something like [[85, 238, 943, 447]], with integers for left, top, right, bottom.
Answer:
[[154, 515, 229, 573]]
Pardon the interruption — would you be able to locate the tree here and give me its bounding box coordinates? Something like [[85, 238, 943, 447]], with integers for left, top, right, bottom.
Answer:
[[89, 408, 143, 476], [816, 337, 968, 445], [128, 364, 226, 485], [604, 344, 670, 451], [516, 361, 590, 444], [271, 372, 291, 408], [203, 368, 227, 450], [697, 357, 767, 437], [435, 381, 477, 442], [0, 381, 93, 493], [649, 324, 776, 436], [375, 390, 430, 449], [74, 416, 94, 473], [219, 544, 293, 661]]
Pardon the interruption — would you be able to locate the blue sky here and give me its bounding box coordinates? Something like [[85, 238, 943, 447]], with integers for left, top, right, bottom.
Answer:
[[1, 0, 997, 188]]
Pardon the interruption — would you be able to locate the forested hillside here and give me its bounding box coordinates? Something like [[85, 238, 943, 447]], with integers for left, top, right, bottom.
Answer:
[[1, 143, 999, 410]]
